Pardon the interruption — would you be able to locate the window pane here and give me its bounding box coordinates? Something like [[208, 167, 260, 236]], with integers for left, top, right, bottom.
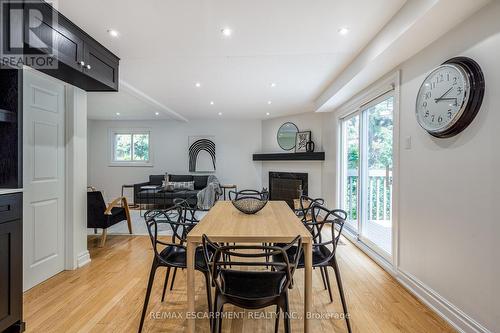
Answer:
[[115, 134, 132, 161], [344, 115, 360, 232], [133, 134, 149, 161]]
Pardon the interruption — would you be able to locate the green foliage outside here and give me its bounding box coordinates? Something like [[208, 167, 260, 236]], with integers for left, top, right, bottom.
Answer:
[[115, 133, 149, 161]]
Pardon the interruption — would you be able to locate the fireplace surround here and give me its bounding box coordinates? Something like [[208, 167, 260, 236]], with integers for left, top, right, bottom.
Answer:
[[269, 172, 308, 208]]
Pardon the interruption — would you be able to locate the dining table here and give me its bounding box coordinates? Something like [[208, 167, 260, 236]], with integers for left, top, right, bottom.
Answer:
[[186, 200, 313, 332]]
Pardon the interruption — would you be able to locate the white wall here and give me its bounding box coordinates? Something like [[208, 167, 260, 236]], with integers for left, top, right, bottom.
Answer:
[[320, 2, 500, 332], [87, 119, 262, 201], [260, 112, 324, 198]]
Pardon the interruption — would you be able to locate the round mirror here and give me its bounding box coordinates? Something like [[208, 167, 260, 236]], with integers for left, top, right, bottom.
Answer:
[[277, 122, 299, 151]]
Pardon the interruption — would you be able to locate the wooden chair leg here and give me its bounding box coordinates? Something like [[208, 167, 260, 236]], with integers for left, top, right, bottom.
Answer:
[[138, 261, 158, 333], [332, 259, 352, 333], [123, 199, 133, 234], [161, 267, 171, 302], [99, 228, 107, 247]]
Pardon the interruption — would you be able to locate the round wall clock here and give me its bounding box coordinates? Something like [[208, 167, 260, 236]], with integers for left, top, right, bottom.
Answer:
[[415, 57, 485, 138]]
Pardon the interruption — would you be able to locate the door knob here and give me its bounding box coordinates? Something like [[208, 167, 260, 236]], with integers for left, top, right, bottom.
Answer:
[[78, 61, 85, 67], [86, 64, 92, 70]]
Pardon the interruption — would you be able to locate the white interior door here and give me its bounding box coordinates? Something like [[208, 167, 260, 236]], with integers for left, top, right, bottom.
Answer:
[[23, 68, 65, 291]]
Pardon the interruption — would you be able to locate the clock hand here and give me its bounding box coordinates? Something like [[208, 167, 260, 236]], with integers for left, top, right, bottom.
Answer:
[[434, 87, 453, 102], [435, 97, 457, 103]]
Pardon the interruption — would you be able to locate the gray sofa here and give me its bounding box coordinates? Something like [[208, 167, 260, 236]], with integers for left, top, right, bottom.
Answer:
[[133, 174, 210, 208]]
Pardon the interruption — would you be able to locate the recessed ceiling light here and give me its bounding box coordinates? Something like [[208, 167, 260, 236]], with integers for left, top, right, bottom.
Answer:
[[270, 83, 276, 88], [155, 112, 160, 116], [195, 82, 201, 88], [266, 112, 270, 116], [338, 27, 350, 35], [218, 112, 223, 116], [267, 101, 272, 105], [115, 112, 120, 116], [108, 29, 119, 37], [221, 28, 232, 37], [210, 101, 215, 105]]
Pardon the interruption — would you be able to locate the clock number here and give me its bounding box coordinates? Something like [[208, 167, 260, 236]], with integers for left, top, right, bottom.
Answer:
[[423, 101, 427, 107], [453, 77, 458, 85], [424, 110, 429, 117], [448, 111, 452, 119], [431, 115, 435, 122], [457, 87, 463, 95], [438, 116, 443, 123], [425, 92, 431, 99]]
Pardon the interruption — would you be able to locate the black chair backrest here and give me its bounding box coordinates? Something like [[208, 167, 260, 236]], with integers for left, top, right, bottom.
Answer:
[[229, 189, 269, 201], [296, 195, 324, 222], [144, 205, 199, 264], [202, 235, 302, 298], [306, 205, 346, 261], [87, 191, 107, 225]]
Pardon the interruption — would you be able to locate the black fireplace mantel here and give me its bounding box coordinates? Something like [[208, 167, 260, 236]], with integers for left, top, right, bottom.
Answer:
[[253, 152, 325, 161]]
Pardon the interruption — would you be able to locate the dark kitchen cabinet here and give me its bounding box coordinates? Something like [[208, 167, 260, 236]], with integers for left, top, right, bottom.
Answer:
[[0, 193, 23, 333], [83, 40, 119, 91], [23, 2, 85, 72], [21, 0, 119, 91]]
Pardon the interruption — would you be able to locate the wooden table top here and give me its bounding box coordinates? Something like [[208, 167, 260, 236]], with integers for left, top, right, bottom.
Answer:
[[188, 201, 312, 243]]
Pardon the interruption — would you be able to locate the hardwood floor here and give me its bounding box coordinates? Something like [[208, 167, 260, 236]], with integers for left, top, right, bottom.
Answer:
[[23, 235, 455, 332]]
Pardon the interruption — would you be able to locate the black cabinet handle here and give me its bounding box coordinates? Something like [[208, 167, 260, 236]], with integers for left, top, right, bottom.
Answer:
[[0, 204, 11, 213]]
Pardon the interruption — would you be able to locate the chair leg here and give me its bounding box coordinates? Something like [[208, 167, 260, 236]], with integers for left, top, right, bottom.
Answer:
[[332, 259, 352, 333], [138, 261, 158, 333], [320, 266, 328, 290], [161, 267, 171, 302], [274, 305, 280, 333], [218, 304, 223, 333], [170, 267, 177, 290], [324, 265, 334, 302], [283, 292, 291, 333], [203, 272, 213, 321], [94, 228, 97, 234], [99, 228, 107, 247]]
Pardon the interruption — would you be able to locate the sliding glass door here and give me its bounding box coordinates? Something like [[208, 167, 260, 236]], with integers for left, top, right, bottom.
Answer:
[[341, 92, 394, 259]]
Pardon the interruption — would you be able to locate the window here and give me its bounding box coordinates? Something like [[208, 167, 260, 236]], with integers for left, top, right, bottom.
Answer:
[[109, 129, 152, 166], [340, 91, 395, 261]]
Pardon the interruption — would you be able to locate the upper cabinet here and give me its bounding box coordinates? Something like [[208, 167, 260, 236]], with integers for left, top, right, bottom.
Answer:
[[22, 1, 119, 91]]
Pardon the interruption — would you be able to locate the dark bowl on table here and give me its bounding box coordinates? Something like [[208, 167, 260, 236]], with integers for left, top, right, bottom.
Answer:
[[231, 197, 268, 214]]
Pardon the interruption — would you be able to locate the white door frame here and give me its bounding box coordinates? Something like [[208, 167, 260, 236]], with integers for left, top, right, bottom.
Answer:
[[23, 67, 89, 290], [335, 70, 401, 272]]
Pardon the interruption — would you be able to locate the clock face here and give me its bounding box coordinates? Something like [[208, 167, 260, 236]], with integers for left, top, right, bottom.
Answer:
[[416, 64, 470, 134]]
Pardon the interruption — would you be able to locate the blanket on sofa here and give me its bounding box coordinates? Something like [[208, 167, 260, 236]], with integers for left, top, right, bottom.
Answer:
[[197, 175, 221, 210]]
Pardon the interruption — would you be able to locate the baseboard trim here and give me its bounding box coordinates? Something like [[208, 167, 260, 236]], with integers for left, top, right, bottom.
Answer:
[[396, 269, 491, 333], [77, 250, 91, 268]]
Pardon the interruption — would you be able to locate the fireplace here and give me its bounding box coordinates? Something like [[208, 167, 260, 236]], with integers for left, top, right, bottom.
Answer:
[[269, 172, 308, 208]]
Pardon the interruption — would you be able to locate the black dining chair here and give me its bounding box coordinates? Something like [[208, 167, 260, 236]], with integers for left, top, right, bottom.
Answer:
[[202, 235, 302, 333], [162, 198, 203, 292], [138, 206, 212, 333], [294, 195, 324, 223], [273, 205, 352, 333]]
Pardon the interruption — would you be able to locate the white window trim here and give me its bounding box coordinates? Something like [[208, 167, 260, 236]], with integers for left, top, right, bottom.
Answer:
[[335, 70, 400, 271], [108, 128, 153, 167]]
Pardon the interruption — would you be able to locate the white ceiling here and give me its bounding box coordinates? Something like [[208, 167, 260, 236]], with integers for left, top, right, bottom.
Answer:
[[57, 0, 406, 120]]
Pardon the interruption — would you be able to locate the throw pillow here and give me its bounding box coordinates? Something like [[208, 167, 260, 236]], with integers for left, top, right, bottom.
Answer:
[[168, 181, 195, 191]]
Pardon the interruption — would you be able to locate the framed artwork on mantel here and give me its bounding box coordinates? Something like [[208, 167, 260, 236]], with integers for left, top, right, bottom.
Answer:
[[295, 131, 311, 153]]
